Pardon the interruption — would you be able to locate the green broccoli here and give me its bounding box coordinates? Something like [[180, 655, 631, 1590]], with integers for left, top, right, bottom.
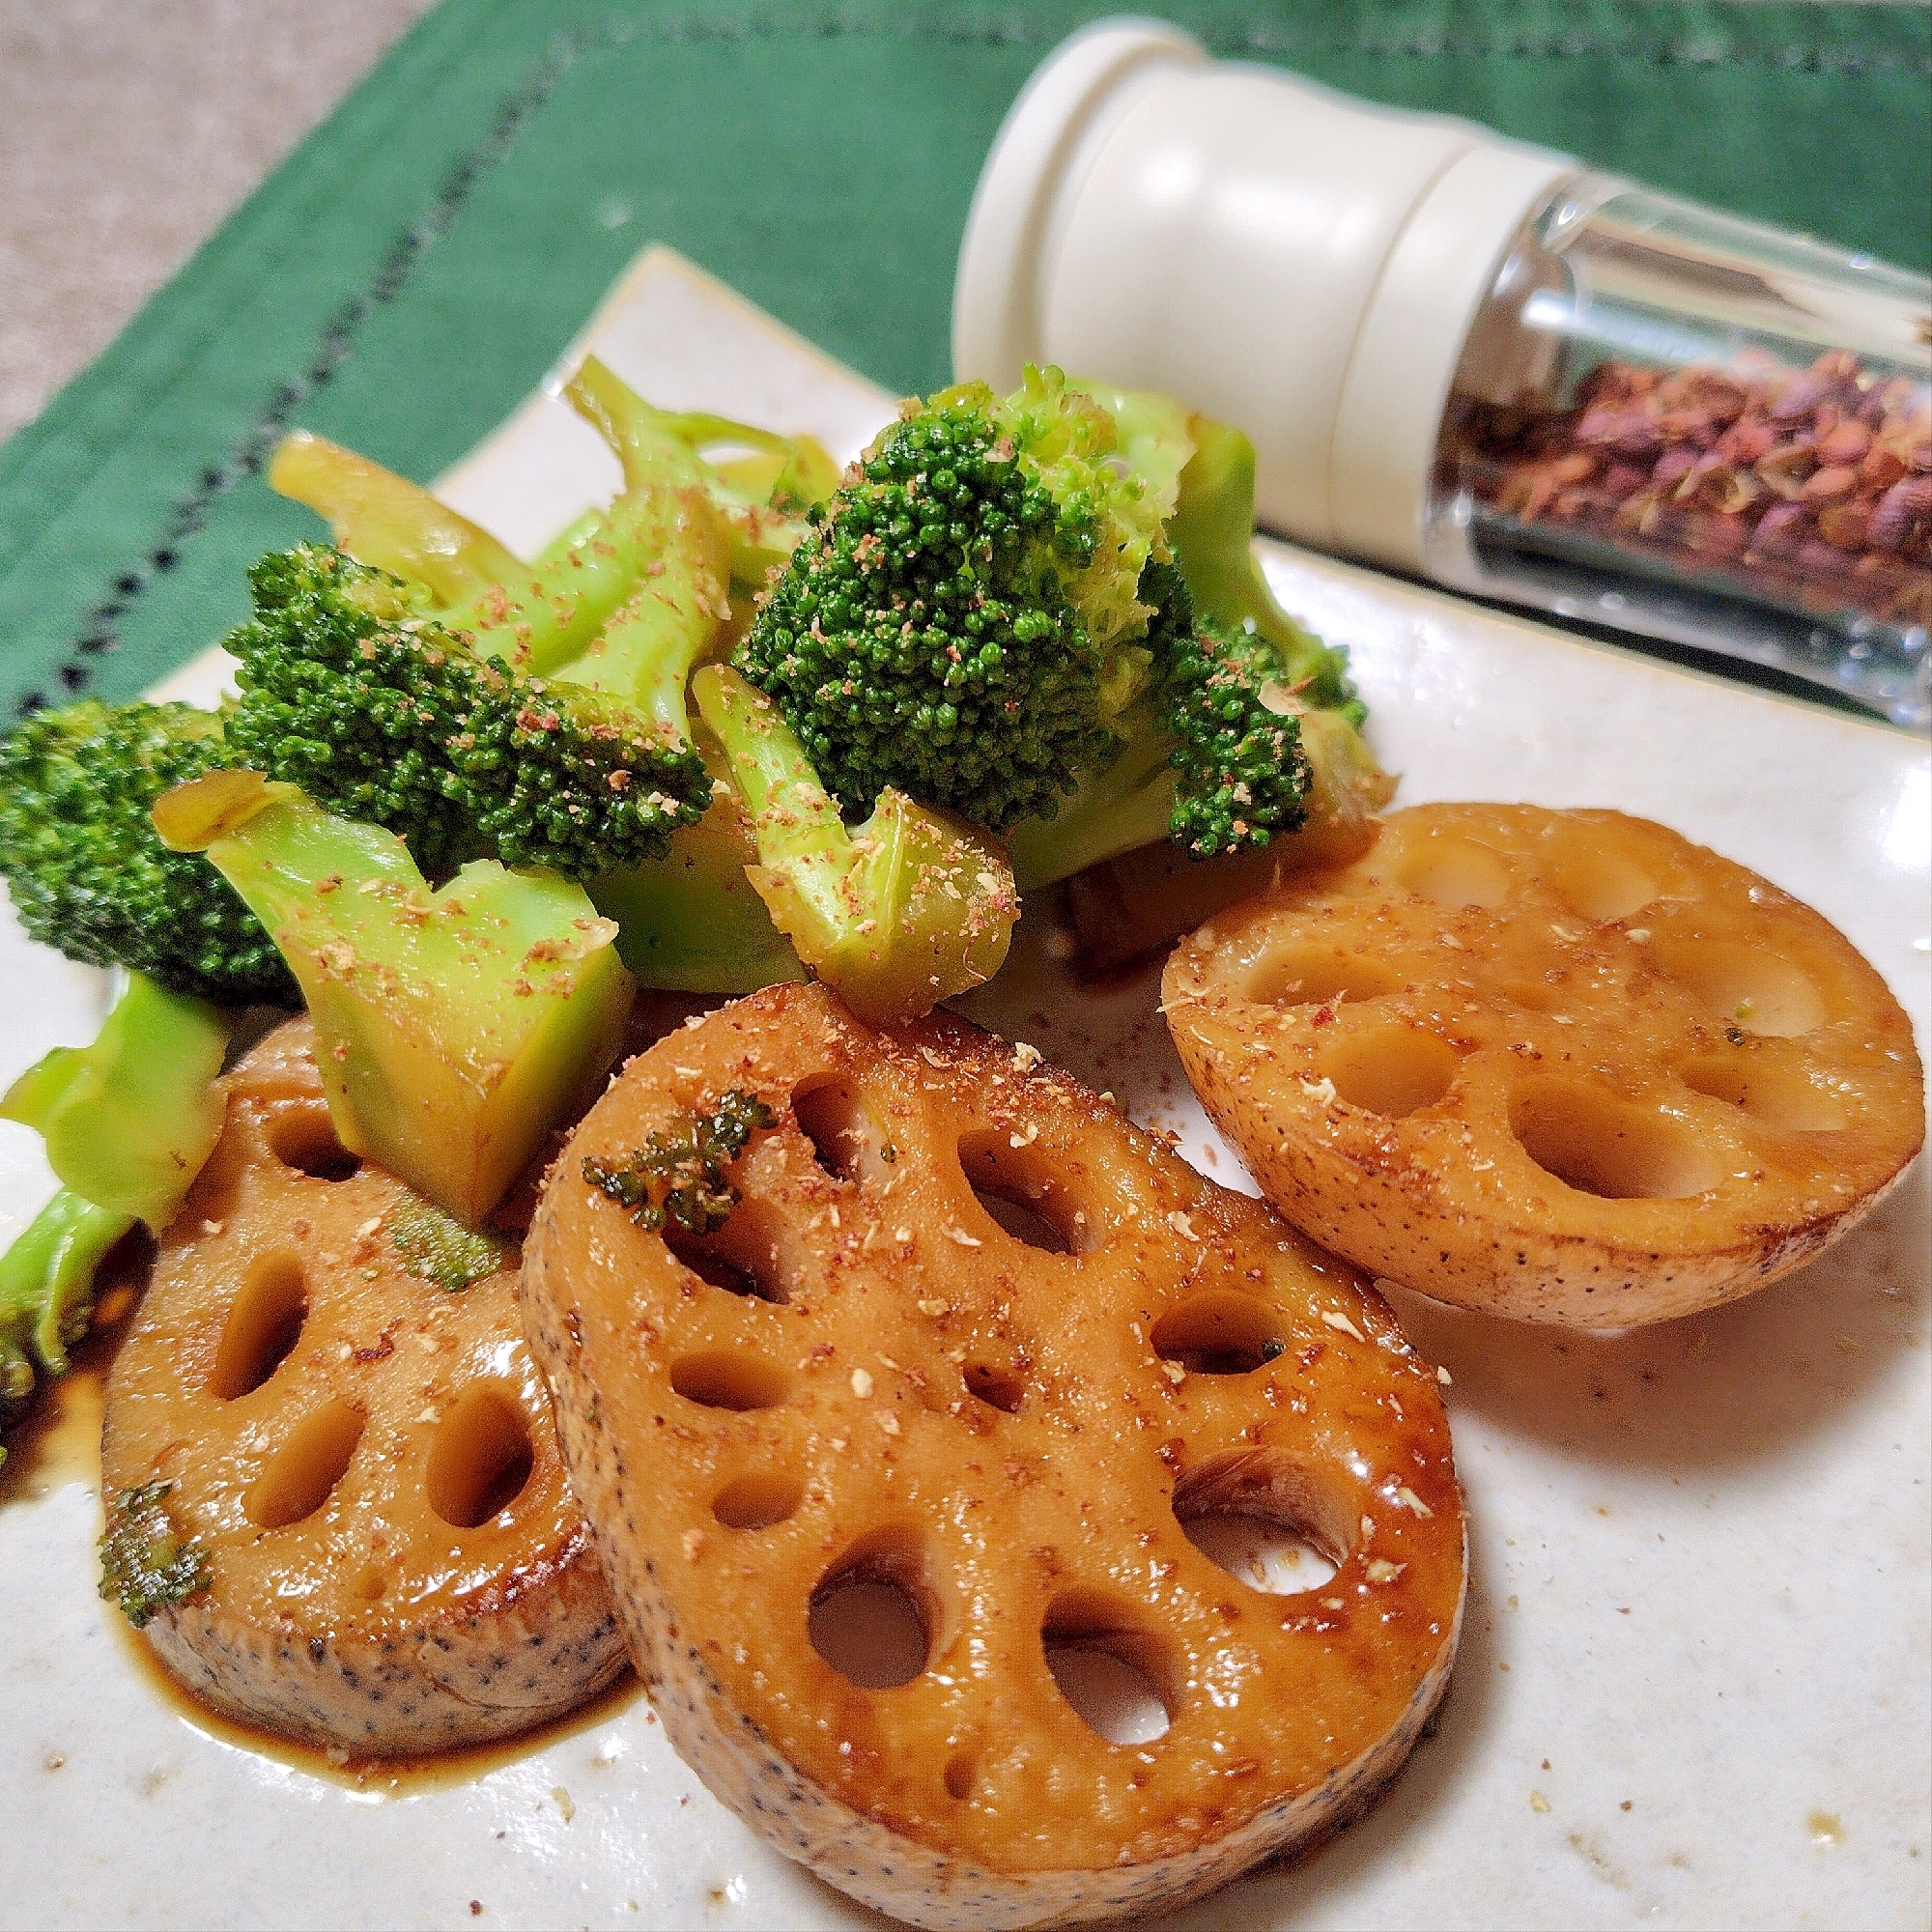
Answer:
[[154, 770, 635, 1225], [389, 1197, 512, 1292], [738, 368, 1385, 890], [1005, 403, 1389, 890], [582, 1088, 775, 1236], [99, 1481, 211, 1628], [0, 700, 295, 1004], [1, 974, 232, 1447], [692, 666, 1016, 1023], [222, 544, 707, 879], [737, 366, 1171, 832]]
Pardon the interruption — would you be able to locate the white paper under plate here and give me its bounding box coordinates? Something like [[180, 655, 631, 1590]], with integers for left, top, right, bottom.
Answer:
[[1, 247, 1926, 1932]]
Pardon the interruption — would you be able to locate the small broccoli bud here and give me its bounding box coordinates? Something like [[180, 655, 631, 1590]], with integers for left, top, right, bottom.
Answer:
[[225, 545, 707, 879], [99, 1481, 211, 1629], [389, 1199, 513, 1293], [582, 1089, 775, 1235], [0, 700, 296, 1004], [1148, 559, 1314, 858]]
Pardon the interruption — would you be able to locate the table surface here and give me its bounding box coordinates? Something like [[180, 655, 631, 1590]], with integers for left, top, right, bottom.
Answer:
[[0, 0, 435, 445], [3, 0, 1922, 453]]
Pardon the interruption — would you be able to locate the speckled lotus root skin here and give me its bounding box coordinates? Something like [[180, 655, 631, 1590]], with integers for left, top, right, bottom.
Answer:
[[523, 982, 1464, 1931], [1165, 804, 1925, 1328], [99, 1019, 626, 1753]]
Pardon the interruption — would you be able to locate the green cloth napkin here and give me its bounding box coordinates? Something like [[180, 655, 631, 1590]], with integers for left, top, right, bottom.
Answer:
[[2, 0, 1926, 719]]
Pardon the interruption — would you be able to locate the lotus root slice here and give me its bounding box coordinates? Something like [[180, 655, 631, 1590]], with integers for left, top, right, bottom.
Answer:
[[99, 1019, 626, 1752], [1165, 804, 1924, 1327], [523, 983, 1464, 1930]]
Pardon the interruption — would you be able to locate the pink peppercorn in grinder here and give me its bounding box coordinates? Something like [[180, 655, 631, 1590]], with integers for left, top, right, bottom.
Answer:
[[953, 19, 1932, 728]]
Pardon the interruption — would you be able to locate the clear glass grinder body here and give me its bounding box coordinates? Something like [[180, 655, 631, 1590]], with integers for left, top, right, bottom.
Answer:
[[954, 23, 1932, 729], [1433, 178, 1931, 725]]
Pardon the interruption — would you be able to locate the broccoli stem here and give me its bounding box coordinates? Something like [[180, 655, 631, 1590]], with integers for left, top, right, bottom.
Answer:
[[2, 973, 231, 1231], [1166, 417, 1365, 722], [564, 357, 819, 589], [154, 771, 636, 1225], [0, 972, 232, 1452], [550, 485, 733, 732], [588, 761, 806, 995], [1, 1193, 133, 1439], [270, 433, 653, 677], [270, 431, 530, 606], [692, 667, 1015, 1025], [1005, 711, 1179, 894]]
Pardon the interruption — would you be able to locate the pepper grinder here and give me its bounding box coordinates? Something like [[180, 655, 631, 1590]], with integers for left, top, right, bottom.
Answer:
[[953, 19, 1932, 728]]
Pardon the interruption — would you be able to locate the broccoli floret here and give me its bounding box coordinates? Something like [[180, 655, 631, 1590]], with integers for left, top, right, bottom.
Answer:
[[693, 667, 1016, 1023], [389, 1197, 512, 1293], [270, 360, 832, 672], [737, 365, 1384, 880], [582, 1088, 775, 1236], [99, 1482, 211, 1629], [1, 974, 232, 1449], [0, 700, 295, 1004], [223, 545, 707, 878], [1005, 408, 1390, 891], [154, 771, 635, 1225], [737, 366, 1173, 832], [1143, 559, 1313, 857]]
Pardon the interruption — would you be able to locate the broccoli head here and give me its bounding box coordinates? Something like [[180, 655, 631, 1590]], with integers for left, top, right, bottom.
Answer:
[[582, 1088, 775, 1236], [224, 545, 707, 878], [1141, 559, 1313, 858], [0, 700, 295, 1004], [389, 1197, 513, 1292], [99, 1481, 211, 1628], [1005, 410, 1390, 891], [737, 366, 1175, 831]]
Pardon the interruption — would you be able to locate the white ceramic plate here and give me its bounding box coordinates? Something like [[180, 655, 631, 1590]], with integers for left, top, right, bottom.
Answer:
[[1, 248, 1926, 1932]]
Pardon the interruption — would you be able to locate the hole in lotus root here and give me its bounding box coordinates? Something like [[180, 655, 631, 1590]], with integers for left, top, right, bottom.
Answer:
[[1240, 945, 1402, 1009], [1172, 1450, 1352, 1597], [1041, 1589, 1176, 1746], [1397, 836, 1511, 908], [792, 1076, 892, 1183], [425, 1382, 535, 1529], [809, 1527, 938, 1690], [957, 1131, 1094, 1253], [266, 1104, 362, 1181], [1547, 840, 1658, 922], [943, 1751, 977, 1802], [1150, 1293, 1289, 1376], [1679, 1059, 1849, 1133], [668, 1350, 792, 1412], [1318, 1026, 1461, 1119], [961, 1360, 1027, 1413], [1511, 1080, 1724, 1201], [210, 1253, 307, 1399], [664, 1200, 790, 1304], [712, 1470, 805, 1531], [1653, 940, 1827, 1037], [246, 1398, 365, 1529]]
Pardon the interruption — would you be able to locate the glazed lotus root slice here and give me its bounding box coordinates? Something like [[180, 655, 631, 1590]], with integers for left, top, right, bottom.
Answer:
[[99, 1019, 626, 1753], [1165, 804, 1924, 1327], [524, 982, 1464, 1931]]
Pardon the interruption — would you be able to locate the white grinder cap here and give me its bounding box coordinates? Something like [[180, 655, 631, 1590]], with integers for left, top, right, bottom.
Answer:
[[953, 18, 1577, 571]]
